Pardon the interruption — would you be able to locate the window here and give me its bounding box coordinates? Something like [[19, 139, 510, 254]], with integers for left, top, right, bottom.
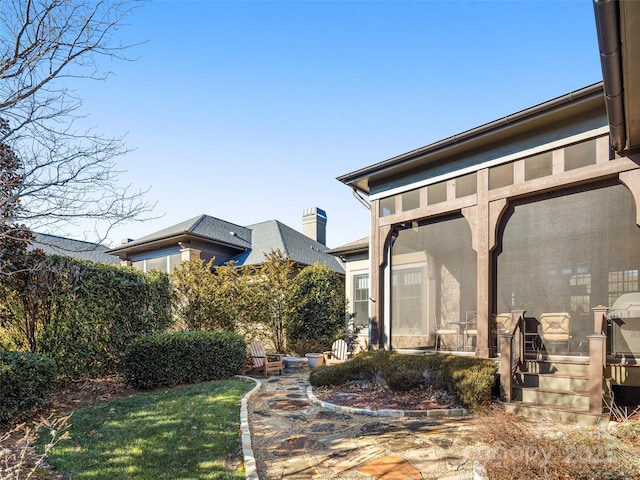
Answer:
[[380, 196, 396, 217], [391, 268, 424, 334], [609, 270, 639, 306], [352, 274, 369, 329]]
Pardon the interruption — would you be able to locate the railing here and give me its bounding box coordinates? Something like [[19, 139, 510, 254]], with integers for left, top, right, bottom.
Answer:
[[499, 306, 609, 415], [499, 310, 526, 402]]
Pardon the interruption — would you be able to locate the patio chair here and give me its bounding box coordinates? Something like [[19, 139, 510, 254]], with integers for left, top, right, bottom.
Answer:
[[248, 340, 284, 377], [539, 313, 571, 354], [435, 322, 459, 351], [323, 339, 351, 365]]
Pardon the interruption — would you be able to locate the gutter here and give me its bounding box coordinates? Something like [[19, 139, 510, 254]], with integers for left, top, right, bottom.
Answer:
[[594, 0, 626, 151]]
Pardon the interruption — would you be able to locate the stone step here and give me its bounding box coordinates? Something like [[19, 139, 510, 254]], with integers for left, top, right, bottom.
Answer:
[[517, 372, 590, 391], [504, 402, 609, 426], [512, 386, 590, 410]]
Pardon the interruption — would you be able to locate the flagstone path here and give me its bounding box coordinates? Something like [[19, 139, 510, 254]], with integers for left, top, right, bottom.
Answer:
[[247, 373, 481, 480]]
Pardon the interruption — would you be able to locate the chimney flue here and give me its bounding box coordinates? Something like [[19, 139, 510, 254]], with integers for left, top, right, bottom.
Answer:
[[302, 207, 327, 246]]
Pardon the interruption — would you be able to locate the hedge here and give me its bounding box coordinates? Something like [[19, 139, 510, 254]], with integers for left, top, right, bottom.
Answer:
[[122, 331, 246, 389], [0, 255, 173, 379], [0, 351, 57, 424]]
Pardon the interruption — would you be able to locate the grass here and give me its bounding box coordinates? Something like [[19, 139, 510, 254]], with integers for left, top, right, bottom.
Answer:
[[42, 378, 254, 480]]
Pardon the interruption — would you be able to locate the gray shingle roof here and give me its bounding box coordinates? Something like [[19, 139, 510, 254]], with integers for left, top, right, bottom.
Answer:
[[33, 233, 120, 264], [231, 220, 344, 273], [113, 214, 251, 250]]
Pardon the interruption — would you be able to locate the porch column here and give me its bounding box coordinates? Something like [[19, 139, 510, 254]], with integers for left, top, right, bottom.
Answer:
[[180, 246, 201, 262], [369, 200, 392, 350], [499, 332, 513, 401]]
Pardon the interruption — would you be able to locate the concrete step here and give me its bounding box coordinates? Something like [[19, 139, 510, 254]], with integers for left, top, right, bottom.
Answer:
[[517, 372, 590, 391], [524, 359, 589, 377], [504, 402, 609, 426], [512, 386, 590, 410]]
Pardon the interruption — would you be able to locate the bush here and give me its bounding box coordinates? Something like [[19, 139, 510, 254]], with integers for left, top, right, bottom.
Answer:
[[0, 351, 57, 424], [287, 263, 345, 351], [309, 350, 497, 410], [122, 331, 246, 389]]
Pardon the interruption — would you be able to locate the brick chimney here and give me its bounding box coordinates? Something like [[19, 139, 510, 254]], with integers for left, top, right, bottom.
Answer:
[[302, 207, 327, 245]]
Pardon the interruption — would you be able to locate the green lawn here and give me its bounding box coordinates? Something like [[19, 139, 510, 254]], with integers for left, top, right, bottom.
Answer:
[[45, 378, 254, 480]]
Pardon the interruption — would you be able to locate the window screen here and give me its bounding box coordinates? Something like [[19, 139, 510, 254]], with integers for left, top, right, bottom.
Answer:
[[402, 189, 421, 211], [489, 163, 514, 190], [495, 182, 640, 356], [565, 139, 597, 171], [390, 216, 477, 350], [427, 182, 447, 205], [524, 152, 553, 181], [456, 172, 477, 198]]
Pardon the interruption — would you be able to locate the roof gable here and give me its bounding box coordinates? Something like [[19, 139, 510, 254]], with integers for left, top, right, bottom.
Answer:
[[232, 220, 344, 273]]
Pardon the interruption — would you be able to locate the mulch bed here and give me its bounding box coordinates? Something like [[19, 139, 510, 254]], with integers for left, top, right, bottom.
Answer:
[[312, 381, 460, 410]]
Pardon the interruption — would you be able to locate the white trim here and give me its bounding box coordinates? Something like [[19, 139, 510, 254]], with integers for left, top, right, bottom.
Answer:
[[370, 126, 610, 201]]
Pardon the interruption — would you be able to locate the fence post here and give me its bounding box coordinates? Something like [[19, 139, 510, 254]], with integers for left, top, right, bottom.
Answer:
[[588, 305, 608, 414]]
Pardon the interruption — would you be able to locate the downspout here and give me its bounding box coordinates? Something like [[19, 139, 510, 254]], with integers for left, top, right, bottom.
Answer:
[[352, 188, 371, 210], [594, 0, 626, 152]]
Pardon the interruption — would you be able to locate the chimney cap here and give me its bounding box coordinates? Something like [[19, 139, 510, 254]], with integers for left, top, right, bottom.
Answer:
[[302, 207, 327, 219]]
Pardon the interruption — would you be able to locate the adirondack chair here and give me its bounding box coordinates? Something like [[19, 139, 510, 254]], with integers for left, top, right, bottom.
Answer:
[[248, 340, 284, 377], [323, 339, 351, 365], [539, 313, 571, 354]]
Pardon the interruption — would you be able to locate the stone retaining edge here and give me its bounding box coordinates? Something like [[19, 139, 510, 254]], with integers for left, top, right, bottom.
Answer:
[[306, 385, 468, 418], [235, 375, 262, 480]]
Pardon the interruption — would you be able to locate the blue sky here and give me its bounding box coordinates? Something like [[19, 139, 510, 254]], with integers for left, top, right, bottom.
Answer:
[[69, 0, 603, 249]]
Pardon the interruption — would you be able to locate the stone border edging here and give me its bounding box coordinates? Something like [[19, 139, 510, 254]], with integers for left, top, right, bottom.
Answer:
[[235, 375, 262, 480], [306, 385, 468, 418]]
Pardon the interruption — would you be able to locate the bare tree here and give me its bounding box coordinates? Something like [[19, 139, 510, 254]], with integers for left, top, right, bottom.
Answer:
[[0, 0, 152, 243]]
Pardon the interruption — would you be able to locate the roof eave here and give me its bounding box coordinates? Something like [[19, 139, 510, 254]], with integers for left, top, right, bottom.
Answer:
[[338, 82, 605, 195]]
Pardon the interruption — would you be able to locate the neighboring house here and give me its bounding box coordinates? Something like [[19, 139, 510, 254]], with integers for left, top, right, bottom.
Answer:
[[32, 233, 120, 264], [107, 207, 344, 275], [336, 2, 640, 422]]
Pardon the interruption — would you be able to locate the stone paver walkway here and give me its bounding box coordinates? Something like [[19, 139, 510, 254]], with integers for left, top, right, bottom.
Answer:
[[248, 373, 481, 480]]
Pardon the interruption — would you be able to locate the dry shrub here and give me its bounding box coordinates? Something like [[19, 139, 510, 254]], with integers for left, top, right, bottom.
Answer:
[[0, 415, 70, 479], [470, 408, 640, 480]]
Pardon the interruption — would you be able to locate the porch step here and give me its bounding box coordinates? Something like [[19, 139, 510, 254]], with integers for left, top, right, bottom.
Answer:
[[504, 402, 609, 426], [523, 359, 589, 376], [517, 371, 590, 391], [512, 385, 590, 410], [507, 359, 609, 425]]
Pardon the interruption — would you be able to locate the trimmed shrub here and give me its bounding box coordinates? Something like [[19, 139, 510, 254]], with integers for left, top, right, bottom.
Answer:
[[309, 350, 497, 410], [0, 351, 57, 424], [122, 331, 246, 389]]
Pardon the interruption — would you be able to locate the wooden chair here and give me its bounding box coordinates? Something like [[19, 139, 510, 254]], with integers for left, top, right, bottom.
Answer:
[[248, 340, 284, 377], [539, 313, 571, 354], [435, 321, 459, 351], [494, 312, 512, 353], [323, 339, 351, 365]]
